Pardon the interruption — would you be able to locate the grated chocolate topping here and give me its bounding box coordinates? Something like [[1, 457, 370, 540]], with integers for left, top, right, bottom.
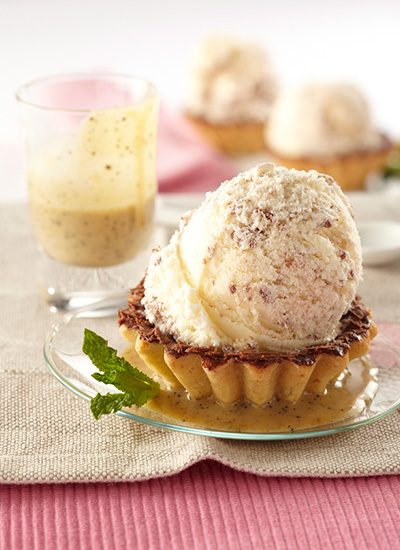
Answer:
[[118, 278, 373, 370]]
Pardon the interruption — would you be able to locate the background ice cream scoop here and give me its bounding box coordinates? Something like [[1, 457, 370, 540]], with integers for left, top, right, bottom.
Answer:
[[185, 35, 278, 124], [265, 83, 382, 158], [143, 163, 363, 353]]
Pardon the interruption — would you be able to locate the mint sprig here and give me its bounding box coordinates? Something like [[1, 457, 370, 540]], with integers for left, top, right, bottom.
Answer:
[[82, 328, 160, 419], [383, 146, 400, 179]]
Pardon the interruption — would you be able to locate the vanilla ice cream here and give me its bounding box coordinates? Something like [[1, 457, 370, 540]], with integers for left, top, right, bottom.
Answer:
[[143, 164, 362, 353], [266, 83, 382, 159], [185, 35, 278, 124]]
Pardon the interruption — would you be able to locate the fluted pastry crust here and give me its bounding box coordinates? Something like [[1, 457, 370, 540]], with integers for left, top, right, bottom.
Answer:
[[185, 113, 266, 155], [118, 281, 378, 405], [267, 134, 393, 191]]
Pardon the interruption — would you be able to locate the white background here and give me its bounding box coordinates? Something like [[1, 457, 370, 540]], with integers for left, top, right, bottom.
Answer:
[[1, 0, 399, 202]]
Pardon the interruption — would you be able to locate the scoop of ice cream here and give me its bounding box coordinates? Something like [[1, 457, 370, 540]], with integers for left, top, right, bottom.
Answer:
[[143, 164, 362, 353], [266, 83, 382, 159], [185, 35, 278, 124]]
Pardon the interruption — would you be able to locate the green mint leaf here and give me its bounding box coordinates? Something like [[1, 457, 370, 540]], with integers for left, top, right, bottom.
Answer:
[[383, 149, 400, 179], [83, 328, 160, 419], [90, 392, 143, 420]]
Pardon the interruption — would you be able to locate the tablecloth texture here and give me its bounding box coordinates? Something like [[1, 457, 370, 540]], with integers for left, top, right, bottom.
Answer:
[[1, 202, 400, 483]]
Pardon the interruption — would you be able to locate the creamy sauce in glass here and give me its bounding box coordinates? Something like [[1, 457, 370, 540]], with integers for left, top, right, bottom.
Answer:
[[28, 98, 157, 267], [29, 200, 154, 267], [122, 345, 378, 433]]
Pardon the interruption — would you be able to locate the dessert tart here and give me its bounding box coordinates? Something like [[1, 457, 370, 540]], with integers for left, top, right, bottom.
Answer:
[[265, 83, 393, 191], [185, 115, 266, 155], [184, 35, 278, 155], [108, 163, 379, 431], [119, 281, 378, 406], [267, 134, 393, 192]]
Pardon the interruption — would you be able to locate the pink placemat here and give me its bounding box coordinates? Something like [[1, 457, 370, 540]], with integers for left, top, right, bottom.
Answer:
[[1, 461, 399, 550]]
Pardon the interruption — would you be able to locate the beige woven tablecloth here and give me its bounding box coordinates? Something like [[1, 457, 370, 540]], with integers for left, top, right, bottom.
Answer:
[[1, 201, 400, 483]]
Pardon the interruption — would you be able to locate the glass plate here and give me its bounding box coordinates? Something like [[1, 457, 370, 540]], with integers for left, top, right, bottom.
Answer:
[[44, 297, 400, 440]]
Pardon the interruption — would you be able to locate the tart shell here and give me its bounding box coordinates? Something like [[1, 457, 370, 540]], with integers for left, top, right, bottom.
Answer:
[[267, 135, 393, 191], [185, 113, 266, 155], [118, 284, 378, 406]]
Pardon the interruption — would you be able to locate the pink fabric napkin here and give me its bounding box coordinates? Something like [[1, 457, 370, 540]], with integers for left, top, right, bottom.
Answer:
[[157, 107, 236, 193]]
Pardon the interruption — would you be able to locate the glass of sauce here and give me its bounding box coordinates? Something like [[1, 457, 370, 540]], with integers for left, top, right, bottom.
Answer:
[[16, 73, 158, 312]]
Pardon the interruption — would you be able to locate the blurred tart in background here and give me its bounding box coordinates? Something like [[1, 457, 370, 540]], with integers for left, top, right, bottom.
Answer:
[[184, 35, 279, 155], [264, 82, 393, 191]]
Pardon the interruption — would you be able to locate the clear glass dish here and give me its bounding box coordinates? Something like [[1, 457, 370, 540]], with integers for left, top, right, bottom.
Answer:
[[44, 297, 400, 440]]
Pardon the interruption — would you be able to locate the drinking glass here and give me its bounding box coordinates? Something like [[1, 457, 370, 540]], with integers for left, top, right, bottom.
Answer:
[[16, 73, 158, 312]]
